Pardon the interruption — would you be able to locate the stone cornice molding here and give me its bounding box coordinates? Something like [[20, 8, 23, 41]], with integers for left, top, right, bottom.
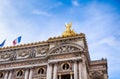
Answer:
[[0, 63, 48, 71], [48, 57, 82, 63]]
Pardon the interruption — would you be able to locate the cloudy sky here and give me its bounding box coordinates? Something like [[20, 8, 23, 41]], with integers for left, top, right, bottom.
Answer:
[[0, 0, 120, 79]]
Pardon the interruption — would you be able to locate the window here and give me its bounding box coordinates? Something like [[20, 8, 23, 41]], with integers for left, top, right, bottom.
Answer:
[[38, 68, 44, 74], [62, 63, 70, 70], [0, 72, 3, 78], [17, 70, 23, 77]]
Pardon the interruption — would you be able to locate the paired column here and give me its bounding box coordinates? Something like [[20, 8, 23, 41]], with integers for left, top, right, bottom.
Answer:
[[24, 69, 29, 79], [4, 71, 8, 79], [8, 71, 12, 79], [47, 64, 52, 79], [29, 68, 33, 79], [53, 64, 57, 79], [74, 61, 78, 79]]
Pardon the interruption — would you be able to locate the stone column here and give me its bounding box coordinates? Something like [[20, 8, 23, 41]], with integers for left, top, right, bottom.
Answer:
[[53, 63, 57, 79], [8, 71, 12, 79], [58, 74, 61, 79], [24, 69, 29, 79], [4, 71, 8, 79], [29, 69, 33, 79], [70, 73, 73, 79], [74, 61, 78, 79], [47, 64, 52, 79], [82, 61, 87, 79], [79, 62, 82, 79]]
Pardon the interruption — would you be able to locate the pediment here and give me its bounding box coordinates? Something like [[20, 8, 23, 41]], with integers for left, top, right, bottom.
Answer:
[[48, 43, 84, 55]]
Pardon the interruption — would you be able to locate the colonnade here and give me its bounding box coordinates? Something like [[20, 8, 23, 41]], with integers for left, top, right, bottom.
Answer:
[[46, 60, 88, 79], [3, 68, 33, 79], [3, 60, 88, 79]]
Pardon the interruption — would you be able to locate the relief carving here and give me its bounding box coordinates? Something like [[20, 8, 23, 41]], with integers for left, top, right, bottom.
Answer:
[[28, 48, 36, 58], [1, 53, 10, 59], [10, 51, 16, 61], [36, 47, 47, 56], [19, 50, 29, 57], [50, 45, 80, 55]]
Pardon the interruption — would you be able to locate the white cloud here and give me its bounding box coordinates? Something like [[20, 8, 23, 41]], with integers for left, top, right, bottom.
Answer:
[[72, 0, 79, 6]]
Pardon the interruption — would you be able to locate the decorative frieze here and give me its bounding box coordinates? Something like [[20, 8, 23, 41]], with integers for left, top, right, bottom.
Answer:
[[36, 47, 48, 57], [0, 59, 47, 69], [1, 53, 10, 60]]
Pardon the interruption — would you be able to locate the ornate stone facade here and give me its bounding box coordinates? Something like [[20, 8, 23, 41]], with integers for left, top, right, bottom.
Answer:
[[0, 24, 108, 79]]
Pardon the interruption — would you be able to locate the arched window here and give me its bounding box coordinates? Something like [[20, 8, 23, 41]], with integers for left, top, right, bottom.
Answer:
[[62, 63, 70, 70], [0, 72, 3, 78], [17, 70, 23, 77], [38, 68, 44, 74]]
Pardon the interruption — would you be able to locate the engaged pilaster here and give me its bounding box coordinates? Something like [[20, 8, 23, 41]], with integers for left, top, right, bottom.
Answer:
[[4, 71, 8, 79], [8, 71, 12, 79], [47, 64, 52, 79], [24, 69, 29, 79], [53, 63, 57, 79], [82, 61, 88, 79], [29, 68, 33, 79], [74, 61, 78, 79]]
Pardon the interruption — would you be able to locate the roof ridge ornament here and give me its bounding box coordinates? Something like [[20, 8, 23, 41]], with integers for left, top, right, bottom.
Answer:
[[62, 22, 76, 37]]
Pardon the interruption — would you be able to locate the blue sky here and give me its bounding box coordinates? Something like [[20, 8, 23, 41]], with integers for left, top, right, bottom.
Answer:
[[0, 0, 120, 79]]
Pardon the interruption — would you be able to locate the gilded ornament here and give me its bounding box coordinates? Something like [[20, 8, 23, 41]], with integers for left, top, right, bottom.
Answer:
[[62, 22, 76, 37]]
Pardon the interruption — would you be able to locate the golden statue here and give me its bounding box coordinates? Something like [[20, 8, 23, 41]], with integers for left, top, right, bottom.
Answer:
[[62, 22, 76, 37]]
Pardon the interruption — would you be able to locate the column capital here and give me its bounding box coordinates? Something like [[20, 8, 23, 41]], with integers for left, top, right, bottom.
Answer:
[[70, 72, 73, 75], [58, 74, 61, 76]]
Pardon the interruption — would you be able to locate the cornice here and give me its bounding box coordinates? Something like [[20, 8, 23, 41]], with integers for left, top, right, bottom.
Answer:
[[0, 33, 85, 51]]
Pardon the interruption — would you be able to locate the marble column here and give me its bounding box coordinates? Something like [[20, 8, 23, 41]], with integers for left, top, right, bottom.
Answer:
[[79, 62, 82, 79], [82, 61, 87, 79], [74, 61, 78, 79], [47, 64, 52, 79], [24, 69, 29, 79], [70, 73, 73, 79], [53, 64, 57, 79], [29, 69, 33, 79], [58, 74, 61, 79], [8, 71, 12, 79], [4, 71, 8, 79]]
